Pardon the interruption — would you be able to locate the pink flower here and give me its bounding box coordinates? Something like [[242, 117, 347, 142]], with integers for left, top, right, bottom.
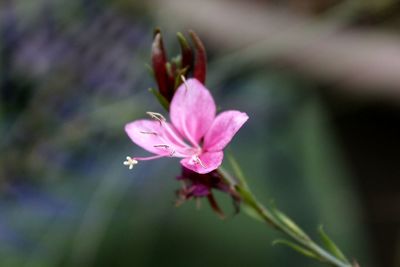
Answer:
[[124, 78, 248, 174]]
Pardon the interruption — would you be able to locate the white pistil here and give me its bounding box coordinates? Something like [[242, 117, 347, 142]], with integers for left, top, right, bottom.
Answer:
[[123, 156, 138, 169]]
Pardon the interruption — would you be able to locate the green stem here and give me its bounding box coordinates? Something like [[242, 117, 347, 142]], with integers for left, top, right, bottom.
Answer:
[[245, 187, 350, 266], [219, 168, 353, 267]]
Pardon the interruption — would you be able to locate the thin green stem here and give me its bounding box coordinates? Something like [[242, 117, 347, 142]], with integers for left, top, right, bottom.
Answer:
[[219, 167, 353, 267], [241, 185, 351, 267]]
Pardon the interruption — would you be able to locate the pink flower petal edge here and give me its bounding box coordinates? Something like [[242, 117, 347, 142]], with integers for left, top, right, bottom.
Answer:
[[124, 78, 249, 174], [204, 111, 249, 152]]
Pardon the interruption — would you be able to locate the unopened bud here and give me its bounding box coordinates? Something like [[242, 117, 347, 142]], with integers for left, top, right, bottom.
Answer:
[[189, 30, 207, 84], [152, 31, 172, 101]]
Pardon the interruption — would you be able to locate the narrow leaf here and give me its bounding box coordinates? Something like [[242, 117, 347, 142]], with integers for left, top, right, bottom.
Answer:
[[273, 239, 321, 260], [242, 204, 264, 222], [318, 225, 349, 263], [148, 87, 170, 111], [144, 63, 154, 78], [271, 207, 310, 241]]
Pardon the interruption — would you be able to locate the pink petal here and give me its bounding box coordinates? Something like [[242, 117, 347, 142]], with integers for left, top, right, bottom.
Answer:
[[125, 119, 186, 156], [204, 111, 249, 152], [170, 78, 216, 144], [180, 151, 223, 174]]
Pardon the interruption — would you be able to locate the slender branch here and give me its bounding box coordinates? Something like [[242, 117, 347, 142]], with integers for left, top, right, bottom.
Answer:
[[219, 167, 354, 267], [242, 185, 350, 267]]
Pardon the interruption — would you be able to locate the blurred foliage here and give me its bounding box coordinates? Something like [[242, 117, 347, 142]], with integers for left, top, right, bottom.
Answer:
[[0, 0, 378, 267]]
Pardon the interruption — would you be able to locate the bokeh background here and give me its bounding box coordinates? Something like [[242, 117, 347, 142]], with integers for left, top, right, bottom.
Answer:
[[1, 0, 399, 266]]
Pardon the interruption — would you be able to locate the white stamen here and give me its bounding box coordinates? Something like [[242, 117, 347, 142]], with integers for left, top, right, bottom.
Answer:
[[123, 156, 138, 170], [148, 112, 192, 149], [181, 75, 189, 91], [146, 112, 166, 123], [145, 111, 197, 152], [192, 155, 206, 168]]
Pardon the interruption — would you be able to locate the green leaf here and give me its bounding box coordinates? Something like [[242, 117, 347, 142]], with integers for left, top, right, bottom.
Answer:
[[318, 225, 349, 263], [144, 63, 155, 79], [148, 88, 170, 111], [273, 239, 321, 260], [271, 207, 310, 241], [241, 203, 264, 222]]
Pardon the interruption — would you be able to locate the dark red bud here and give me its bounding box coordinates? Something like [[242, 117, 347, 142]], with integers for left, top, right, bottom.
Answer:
[[189, 30, 207, 84], [152, 32, 172, 101], [177, 32, 193, 71], [153, 28, 168, 62]]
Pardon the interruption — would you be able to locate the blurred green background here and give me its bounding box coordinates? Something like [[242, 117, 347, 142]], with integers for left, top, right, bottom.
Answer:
[[1, 0, 399, 266]]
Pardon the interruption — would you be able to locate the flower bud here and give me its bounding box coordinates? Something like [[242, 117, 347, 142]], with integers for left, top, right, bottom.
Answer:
[[150, 29, 208, 105], [151, 31, 172, 101], [189, 30, 207, 84]]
